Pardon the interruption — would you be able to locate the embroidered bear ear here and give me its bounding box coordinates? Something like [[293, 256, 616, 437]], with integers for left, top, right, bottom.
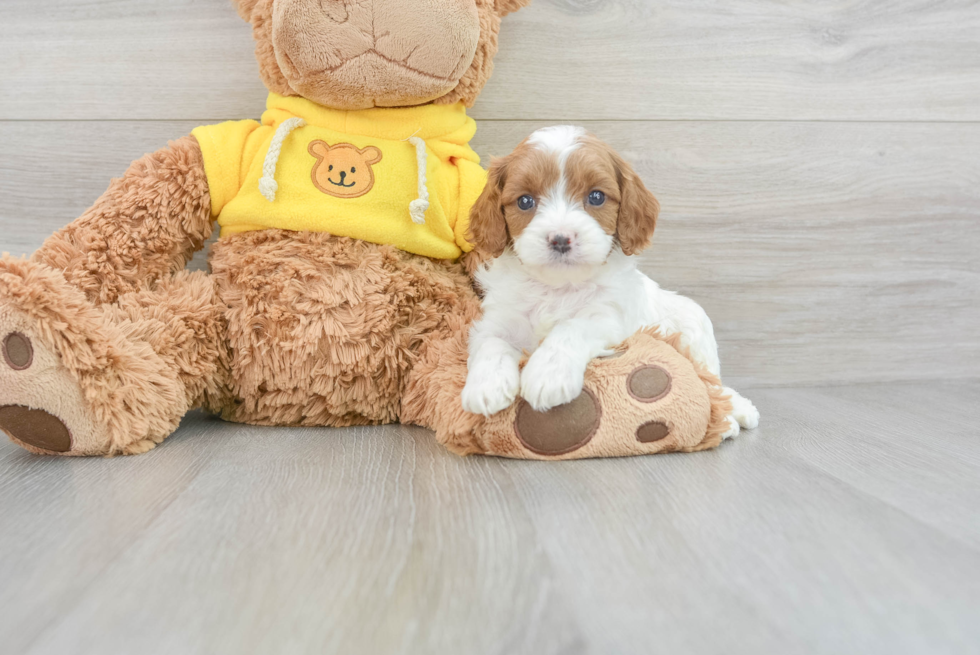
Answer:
[[309, 141, 332, 159], [360, 147, 383, 166]]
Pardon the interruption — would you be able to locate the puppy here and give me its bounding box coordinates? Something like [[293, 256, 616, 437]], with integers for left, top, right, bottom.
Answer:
[[461, 126, 759, 438]]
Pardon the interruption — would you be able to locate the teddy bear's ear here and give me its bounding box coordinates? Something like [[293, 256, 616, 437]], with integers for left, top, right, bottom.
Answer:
[[437, 0, 532, 106], [231, 0, 261, 21], [496, 0, 532, 16]]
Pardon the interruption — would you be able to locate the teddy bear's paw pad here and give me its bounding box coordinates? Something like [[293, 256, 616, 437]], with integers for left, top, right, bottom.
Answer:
[[514, 388, 601, 456], [0, 405, 72, 453], [627, 365, 672, 403], [636, 420, 670, 444], [586, 335, 716, 456], [0, 318, 108, 456], [2, 332, 33, 370]]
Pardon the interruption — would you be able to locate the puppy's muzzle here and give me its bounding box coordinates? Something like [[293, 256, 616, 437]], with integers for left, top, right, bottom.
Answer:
[[548, 234, 573, 255]]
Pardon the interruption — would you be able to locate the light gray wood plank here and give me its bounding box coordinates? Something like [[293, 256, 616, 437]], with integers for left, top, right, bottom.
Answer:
[[3, 419, 583, 655], [1, 120, 977, 386], [0, 381, 978, 654], [500, 380, 980, 655], [0, 415, 234, 655], [2, 0, 979, 121], [751, 382, 980, 548]]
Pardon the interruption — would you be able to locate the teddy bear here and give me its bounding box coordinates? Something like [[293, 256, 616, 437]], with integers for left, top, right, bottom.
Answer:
[[0, 0, 732, 460]]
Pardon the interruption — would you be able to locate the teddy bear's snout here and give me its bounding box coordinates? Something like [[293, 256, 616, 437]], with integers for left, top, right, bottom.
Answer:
[[272, 0, 481, 109]]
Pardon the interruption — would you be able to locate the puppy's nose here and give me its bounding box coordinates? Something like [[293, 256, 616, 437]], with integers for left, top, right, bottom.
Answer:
[[339, 171, 347, 180], [548, 234, 572, 254]]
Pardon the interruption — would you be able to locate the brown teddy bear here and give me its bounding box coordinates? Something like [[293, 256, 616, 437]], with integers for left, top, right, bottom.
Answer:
[[0, 0, 731, 460]]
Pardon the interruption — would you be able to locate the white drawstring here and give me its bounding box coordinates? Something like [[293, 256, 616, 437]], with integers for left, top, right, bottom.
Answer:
[[407, 136, 429, 225], [259, 117, 306, 202]]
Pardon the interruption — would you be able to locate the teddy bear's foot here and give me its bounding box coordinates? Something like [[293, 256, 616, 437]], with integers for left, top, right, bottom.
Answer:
[[0, 329, 108, 455], [404, 328, 734, 460], [0, 257, 202, 456], [0, 262, 116, 455], [488, 331, 733, 459]]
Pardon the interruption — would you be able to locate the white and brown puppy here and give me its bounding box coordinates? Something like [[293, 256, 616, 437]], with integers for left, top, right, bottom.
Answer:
[[461, 126, 759, 438]]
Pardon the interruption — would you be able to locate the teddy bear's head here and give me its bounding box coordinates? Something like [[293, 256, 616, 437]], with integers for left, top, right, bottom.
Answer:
[[231, 0, 531, 110]]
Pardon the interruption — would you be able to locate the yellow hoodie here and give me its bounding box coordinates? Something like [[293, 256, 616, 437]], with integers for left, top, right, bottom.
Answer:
[[191, 94, 487, 260]]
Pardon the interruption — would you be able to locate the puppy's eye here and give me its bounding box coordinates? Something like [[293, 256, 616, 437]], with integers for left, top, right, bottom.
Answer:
[[328, 165, 334, 171], [351, 167, 357, 173], [517, 195, 536, 211], [588, 190, 606, 207]]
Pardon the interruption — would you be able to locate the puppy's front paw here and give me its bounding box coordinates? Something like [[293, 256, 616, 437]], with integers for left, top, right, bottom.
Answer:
[[725, 387, 760, 430], [721, 416, 741, 440], [733, 399, 760, 430], [520, 348, 586, 412], [461, 357, 520, 417]]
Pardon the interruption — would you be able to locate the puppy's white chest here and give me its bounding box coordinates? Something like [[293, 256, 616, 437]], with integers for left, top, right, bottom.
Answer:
[[526, 284, 600, 343], [532, 315, 558, 342]]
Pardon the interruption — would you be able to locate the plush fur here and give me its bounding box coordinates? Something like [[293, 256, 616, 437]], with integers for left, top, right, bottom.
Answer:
[[210, 230, 481, 427]]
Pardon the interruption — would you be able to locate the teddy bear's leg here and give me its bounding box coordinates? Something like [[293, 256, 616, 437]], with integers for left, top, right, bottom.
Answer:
[[0, 136, 226, 455], [0, 260, 229, 456], [210, 231, 481, 427], [31, 135, 213, 306], [404, 326, 734, 460], [401, 314, 487, 455]]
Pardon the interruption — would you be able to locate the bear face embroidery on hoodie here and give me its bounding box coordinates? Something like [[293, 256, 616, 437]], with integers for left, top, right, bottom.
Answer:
[[309, 141, 383, 199]]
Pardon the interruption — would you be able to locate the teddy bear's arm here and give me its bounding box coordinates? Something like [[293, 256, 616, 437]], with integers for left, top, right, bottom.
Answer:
[[31, 136, 213, 305]]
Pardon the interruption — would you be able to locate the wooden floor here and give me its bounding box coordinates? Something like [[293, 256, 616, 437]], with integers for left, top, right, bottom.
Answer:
[[1, 380, 978, 654], [2, 0, 979, 652]]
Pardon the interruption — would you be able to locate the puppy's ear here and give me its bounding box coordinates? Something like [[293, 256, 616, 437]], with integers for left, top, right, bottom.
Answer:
[[467, 157, 510, 259], [614, 154, 660, 256]]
